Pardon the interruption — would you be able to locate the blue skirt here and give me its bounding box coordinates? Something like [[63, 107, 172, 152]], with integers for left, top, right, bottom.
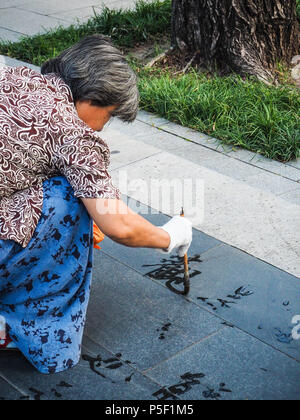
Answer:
[[0, 177, 94, 374]]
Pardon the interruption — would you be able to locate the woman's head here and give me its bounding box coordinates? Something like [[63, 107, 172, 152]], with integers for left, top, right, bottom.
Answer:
[[41, 35, 139, 125]]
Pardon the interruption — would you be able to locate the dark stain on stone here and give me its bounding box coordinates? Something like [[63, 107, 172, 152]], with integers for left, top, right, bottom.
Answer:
[[125, 373, 134, 383], [82, 353, 124, 383], [158, 322, 172, 340], [203, 383, 232, 400], [51, 388, 62, 398], [82, 354, 106, 379], [274, 328, 293, 344], [198, 286, 253, 311], [29, 387, 44, 401], [153, 372, 205, 400], [162, 323, 172, 332], [222, 322, 234, 328], [57, 381, 73, 388]]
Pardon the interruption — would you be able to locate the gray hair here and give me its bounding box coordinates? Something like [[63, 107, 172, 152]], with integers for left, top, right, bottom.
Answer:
[[41, 35, 139, 122]]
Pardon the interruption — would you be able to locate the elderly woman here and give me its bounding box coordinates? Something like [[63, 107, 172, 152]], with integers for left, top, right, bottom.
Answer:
[[0, 35, 192, 374]]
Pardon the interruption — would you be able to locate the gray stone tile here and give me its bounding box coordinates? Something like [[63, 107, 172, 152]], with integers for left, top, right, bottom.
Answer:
[[0, 1, 28, 8], [0, 55, 40, 72], [109, 0, 142, 9], [0, 9, 68, 37], [159, 120, 300, 182], [174, 143, 300, 195], [279, 188, 300, 206], [101, 126, 162, 171], [287, 159, 300, 170], [0, 376, 25, 400], [244, 172, 300, 196], [51, 6, 102, 24], [0, 338, 158, 400], [184, 244, 300, 361], [243, 156, 300, 182], [0, 27, 25, 42], [109, 118, 190, 153], [87, 252, 223, 371], [18, 0, 101, 16], [146, 328, 300, 400]]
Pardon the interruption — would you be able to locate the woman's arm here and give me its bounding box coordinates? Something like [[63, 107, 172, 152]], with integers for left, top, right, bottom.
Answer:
[[82, 198, 171, 249]]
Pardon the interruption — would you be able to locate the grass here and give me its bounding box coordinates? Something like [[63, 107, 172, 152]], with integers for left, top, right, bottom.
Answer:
[[0, 0, 172, 66], [137, 68, 300, 162], [0, 0, 299, 162]]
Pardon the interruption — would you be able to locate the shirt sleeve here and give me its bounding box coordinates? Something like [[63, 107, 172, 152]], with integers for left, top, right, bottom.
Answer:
[[54, 132, 121, 200]]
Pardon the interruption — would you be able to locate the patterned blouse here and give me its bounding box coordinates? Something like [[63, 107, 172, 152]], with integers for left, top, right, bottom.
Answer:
[[0, 66, 120, 248]]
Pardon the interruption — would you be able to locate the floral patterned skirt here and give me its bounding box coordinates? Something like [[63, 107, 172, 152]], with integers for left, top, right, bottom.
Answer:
[[0, 177, 94, 374]]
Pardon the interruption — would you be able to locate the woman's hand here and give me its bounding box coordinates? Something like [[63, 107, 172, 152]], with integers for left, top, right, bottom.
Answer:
[[158, 216, 193, 257], [82, 198, 192, 255]]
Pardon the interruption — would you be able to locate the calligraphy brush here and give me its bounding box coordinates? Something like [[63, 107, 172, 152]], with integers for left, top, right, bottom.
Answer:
[[180, 207, 190, 296]]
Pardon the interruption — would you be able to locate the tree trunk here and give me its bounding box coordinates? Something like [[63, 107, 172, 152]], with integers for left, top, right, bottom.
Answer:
[[171, 0, 300, 82]]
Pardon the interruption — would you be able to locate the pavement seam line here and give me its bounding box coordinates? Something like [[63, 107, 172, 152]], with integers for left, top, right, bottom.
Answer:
[[136, 117, 300, 183], [0, 372, 30, 398], [0, 26, 27, 36], [15, 6, 73, 21], [110, 151, 163, 172], [142, 328, 226, 375]]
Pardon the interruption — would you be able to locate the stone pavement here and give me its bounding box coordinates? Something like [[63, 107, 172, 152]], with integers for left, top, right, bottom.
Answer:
[[0, 55, 299, 400], [0, 0, 149, 42]]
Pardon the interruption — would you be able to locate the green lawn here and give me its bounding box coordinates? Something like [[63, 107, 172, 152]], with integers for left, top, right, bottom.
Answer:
[[0, 0, 299, 162]]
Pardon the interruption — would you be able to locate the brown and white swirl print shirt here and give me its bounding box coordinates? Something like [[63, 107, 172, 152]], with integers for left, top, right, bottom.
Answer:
[[0, 66, 120, 248]]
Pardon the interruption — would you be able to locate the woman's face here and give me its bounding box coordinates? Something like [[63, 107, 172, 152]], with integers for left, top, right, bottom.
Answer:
[[75, 101, 118, 131]]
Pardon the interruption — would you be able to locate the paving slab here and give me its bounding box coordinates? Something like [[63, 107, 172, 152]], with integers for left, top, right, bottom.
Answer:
[[0, 338, 159, 400], [51, 7, 103, 24], [279, 188, 300, 206], [0, 27, 25, 43], [146, 328, 300, 400], [0, 8, 68, 37], [105, 119, 194, 153], [172, 142, 300, 197], [18, 0, 103, 16], [100, 200, 300, 361], [0, 1, 28, 8], [18, 0, 149, 17], [101, 127, 162, 171], [157, 118, 300, 183], [288, 160, 300, 170], [87, 251, 223, 371]]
